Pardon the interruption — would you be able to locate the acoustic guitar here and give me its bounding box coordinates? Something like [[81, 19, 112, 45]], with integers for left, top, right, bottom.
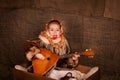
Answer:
[[32, 48, 94, 76], [32, 48, 59, 76]]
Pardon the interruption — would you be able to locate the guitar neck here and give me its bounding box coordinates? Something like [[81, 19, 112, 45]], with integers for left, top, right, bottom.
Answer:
[[59, 52, 82, 59], [59, 49, 95, 59]]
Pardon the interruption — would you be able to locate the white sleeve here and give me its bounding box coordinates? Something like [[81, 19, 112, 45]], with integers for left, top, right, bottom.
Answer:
[[26, 52, 34, 61]]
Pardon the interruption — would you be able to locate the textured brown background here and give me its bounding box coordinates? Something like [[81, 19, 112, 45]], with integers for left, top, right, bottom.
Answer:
[[0, 0, 120, 79]]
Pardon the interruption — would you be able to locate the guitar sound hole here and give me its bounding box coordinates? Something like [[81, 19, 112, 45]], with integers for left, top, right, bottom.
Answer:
[[47, 57, 50, 60]]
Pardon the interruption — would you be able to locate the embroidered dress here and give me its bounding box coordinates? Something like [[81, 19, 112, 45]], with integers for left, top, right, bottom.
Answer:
[[38, 31, 70, 56]]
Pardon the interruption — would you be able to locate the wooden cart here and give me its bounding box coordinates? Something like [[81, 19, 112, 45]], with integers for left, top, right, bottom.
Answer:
[[12, 64, 100, 80]]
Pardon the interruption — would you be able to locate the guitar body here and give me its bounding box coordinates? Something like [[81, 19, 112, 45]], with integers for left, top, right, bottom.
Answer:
[[32, 48, 59, 76]]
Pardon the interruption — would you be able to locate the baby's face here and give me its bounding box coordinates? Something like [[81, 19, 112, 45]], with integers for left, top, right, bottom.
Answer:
[[48, 23, 61, 39]]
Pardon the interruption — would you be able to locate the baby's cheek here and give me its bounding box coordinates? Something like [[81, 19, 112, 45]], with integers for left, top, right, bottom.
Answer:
[[57, 31, 60, 34]]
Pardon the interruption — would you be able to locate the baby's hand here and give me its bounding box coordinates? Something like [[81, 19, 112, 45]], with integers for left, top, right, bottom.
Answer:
[[35, 54, 45, 60], [71, 52, 80, 60]]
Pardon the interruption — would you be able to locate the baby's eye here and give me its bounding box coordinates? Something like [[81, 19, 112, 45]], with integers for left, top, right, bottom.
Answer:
[[50, 29, 53, 31], [56, 29, 60, 31]]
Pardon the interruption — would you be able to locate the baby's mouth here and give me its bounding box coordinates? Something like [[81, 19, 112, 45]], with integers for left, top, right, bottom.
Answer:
[[52, 35, 57, 40]]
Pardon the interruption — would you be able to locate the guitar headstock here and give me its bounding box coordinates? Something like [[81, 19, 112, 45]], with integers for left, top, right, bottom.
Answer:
[[82, 48, 95, 58]]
